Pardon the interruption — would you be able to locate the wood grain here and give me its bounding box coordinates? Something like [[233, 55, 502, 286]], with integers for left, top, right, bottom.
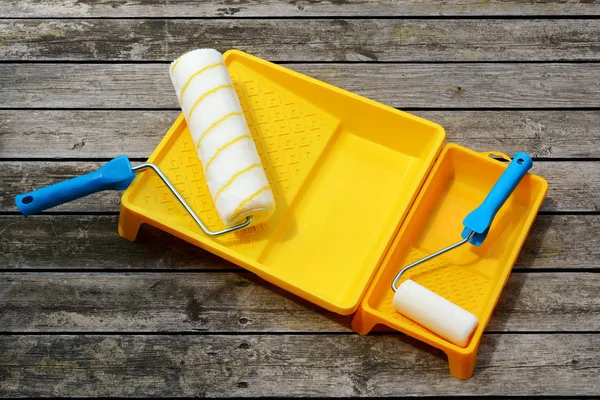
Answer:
[[2, 110, 599, 159], [3, 63, 599, 109], [0, 334, 597, 396], [3, 161, 597, 212], [4, 0, 600, 17], [0, 272, 597, 333], [1, 215, 598, 270], [2, 19, 599, 61]]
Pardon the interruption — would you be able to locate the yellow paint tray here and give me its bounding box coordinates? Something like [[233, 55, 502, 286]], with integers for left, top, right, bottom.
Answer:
[[119, 50, 445, 315], [117, 50, 547, 378], [352, 145, 547, 378]]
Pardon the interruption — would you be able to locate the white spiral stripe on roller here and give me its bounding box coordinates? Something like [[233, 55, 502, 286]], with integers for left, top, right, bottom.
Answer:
[[170, 49, 275, 226]]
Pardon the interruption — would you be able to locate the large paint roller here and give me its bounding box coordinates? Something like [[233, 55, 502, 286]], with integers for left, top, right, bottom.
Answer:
[[15, 49, 275, 235], [170, 49, 275, 227], [391, 153, 532, 347]]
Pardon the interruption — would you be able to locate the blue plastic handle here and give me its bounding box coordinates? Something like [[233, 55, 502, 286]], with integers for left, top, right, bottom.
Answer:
[[461, 152, 533, 246], [15, 155, 135, 216]]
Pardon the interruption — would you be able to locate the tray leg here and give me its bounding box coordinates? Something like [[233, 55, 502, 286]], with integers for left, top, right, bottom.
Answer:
[[446, 347, 478, 380], [351, 306, 377, 335], [118, 206, 142, 242]]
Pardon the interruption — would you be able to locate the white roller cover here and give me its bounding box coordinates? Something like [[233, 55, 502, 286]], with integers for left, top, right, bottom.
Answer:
[[170, 49, 275, 226], [393, 279, 479, 347]]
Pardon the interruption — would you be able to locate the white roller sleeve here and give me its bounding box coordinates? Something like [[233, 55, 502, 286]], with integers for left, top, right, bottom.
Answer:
[[169, 49, 275, 226], [393, 279, 479, 347]]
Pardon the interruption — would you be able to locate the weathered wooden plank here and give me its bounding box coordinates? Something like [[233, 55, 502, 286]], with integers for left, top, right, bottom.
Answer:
[[2, 110, 599, 159], [0, 272, 596, 332], [3, 161, 597, 212], [3, 19, 599, 61], [0, 215, 229, 270], [0, 215, 598, 270], [2, 63, 599, 109], [491, 273, 600, 332], [0, 334, 597, 396], [421, 110, 600, 159], [0, 110, 169, 159], [4, 0, 600, 17]]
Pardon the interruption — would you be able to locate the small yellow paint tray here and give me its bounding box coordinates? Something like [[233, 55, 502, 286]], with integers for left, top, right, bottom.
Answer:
[[352, 145, 547, 378], [119, 50, 446, 315], [118, 50, 547, 378]]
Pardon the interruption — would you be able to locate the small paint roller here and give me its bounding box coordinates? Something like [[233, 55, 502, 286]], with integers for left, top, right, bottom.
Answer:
[[15, 49, 275, 236], [391, 153, 533, 347]]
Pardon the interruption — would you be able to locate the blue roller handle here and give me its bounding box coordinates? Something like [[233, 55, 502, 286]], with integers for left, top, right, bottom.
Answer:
[[461, 152, 533, 246], [15, 155, 135, 216]]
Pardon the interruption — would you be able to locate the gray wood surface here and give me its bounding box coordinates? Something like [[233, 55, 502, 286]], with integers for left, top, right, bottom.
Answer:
[[3, 19, 599, 61], [1, 0, 598, 396], [0, 272, 597, 332], [2, 110, 600, 159], [1, 334, 598, 397], [4, 161, 597, 212], [1, 215, 598, 270], [5, 0, 600, 17], [3, 63, 599, 109]]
